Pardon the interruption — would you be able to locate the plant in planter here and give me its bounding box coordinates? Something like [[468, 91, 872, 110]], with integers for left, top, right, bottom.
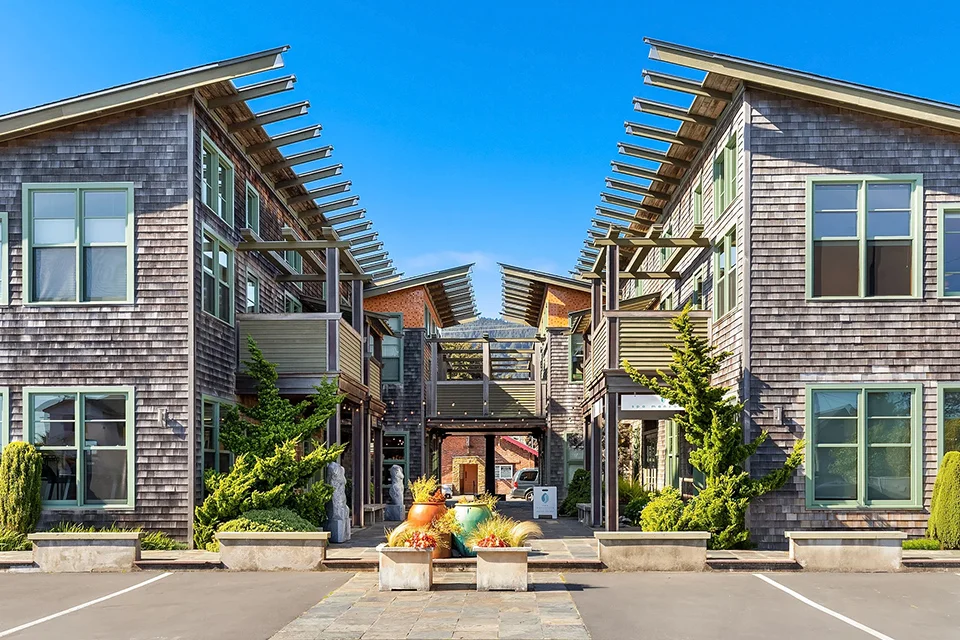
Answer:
[[468, 514, 542, 592], [452, 492, 499, 556], [377, 522, 436, 592], [404, 475, 449, 557]]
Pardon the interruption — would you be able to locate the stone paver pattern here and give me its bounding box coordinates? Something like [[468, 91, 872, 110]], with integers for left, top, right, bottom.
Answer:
[[271, 572, 590, 640]]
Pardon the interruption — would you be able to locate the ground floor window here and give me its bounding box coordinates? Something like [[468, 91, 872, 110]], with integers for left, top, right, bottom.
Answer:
[[382, 432, 408, 491], [563, 431, 584, 485], [806, 384, 921, 508], [26, 388, 134, 507], [202, 398, 234, 476], [938, 385, 960, 461], [495, 464, 514, 480], [665, 419, 680, 489], [0, 387, 8, 449]]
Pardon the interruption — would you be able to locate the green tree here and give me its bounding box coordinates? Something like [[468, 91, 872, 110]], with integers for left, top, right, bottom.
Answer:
[[623, 306, 803, 548], [0, 441, 43, 534], [928, 452, 960, 549], [220, 336, 343, 458]]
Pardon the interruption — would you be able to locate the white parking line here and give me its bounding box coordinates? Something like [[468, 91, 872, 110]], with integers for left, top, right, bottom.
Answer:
[[754, 573, 896, 640], [0, 572, 173, 638]]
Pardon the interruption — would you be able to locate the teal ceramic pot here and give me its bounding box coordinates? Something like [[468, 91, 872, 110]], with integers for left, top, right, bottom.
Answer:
[[452, 503, 493, 557]]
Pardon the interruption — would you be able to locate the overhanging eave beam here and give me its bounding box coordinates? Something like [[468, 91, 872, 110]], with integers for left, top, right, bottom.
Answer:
[[643, 69, 734, 102], [208, 75, 296, 109], [227, 100, 309, 133], [246, 124, 322, 154]]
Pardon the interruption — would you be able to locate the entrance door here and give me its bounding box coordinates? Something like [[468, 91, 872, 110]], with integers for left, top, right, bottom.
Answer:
[[461, 464, 478, 495], [665, 420, 680, 489]]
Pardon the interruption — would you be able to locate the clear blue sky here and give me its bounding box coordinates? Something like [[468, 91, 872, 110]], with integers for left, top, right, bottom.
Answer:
[[2, 1, 957, 317]]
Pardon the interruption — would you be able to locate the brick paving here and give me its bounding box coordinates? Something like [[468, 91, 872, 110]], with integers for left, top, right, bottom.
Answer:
[[270, 572, 590, 640]]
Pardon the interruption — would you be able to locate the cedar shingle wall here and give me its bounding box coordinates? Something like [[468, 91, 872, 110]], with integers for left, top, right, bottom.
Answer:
[[747, 90, 960, 547], [0, 102, 192, 537], [546, 329, 583, 496]]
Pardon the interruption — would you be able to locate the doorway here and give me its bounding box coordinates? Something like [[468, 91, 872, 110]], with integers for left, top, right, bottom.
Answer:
[[461, 463, 479, 494]]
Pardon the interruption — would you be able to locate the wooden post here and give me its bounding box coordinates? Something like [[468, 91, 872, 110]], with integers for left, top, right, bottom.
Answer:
[[373, 425, 384, 503], [484, 434, 496, 495], [352, 405, 365, 528], [429, 342, 438, 417], [436, 435, 444, 481], [604, 393, 619, 532], [583, 416, 591, 473], [351, 279, 363, 334], [482, 338, 491, 416], [326, 247, 341, 446], [591, 279, 602, 331], [590, 414, 603, 528]]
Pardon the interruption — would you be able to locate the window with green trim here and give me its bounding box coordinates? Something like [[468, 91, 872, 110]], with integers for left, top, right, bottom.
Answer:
[[383, 432, 408, 490], [202, 230, 234, 324], [201, 135, 234, 223], [245, 182, 260, 235], [691, 267, 705, 310], [938, 205, 960, 297], [570, 333, 584, 382], [382, 314, 403, 382], [26, 388, 134, 507], [23, 184, 134, 304], [0, 387, 8, 449], [284, 292, 303, 313], [660, 291, 674, 311], [245, 272, 260, 313], [938, 386, 960, 461], [202, 398, 234, 476], [807, 385, 921, 508], [284, 248, 303, 291], [713, 135, 737, 217], [0, 212, 7, 305], [809, 176, 921, 298], [693, 182, 703, 225], [660, 225, 673, 267], [424, 305, 438, 338], [714, 227, 737, 318]]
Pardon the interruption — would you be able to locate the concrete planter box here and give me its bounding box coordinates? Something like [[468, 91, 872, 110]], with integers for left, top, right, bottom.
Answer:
[[29, 532, 142, 573], [595, 531, 710, 571], [785, 530, 907, 572], [216, 532, 330, 571], [376, 544, 433, 591], [474, 547, 529, 591]]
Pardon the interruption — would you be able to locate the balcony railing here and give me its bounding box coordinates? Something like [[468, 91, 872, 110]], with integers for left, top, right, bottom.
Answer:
[[428, 339, 544, 419], [237, 313, 367, 388], [582, 310, 710, 392]]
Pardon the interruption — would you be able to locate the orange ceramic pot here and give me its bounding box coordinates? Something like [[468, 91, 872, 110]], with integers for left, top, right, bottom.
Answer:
[[432, 533, 452, 559], [406, 502, 447, 528]]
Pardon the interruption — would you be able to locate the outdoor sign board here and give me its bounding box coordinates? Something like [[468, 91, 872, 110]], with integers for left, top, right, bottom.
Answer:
[[533, 486, 557, 519]]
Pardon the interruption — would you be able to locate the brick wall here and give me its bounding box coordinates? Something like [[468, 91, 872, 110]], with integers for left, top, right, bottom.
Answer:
[[440, 435, 537, 494]]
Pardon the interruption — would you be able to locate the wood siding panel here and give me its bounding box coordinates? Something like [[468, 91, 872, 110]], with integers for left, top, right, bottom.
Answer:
[[237, 315, 328, 373], [489, 382, 537, 417], [339, 319, 363, 384], [619, 313, 710, 372], [436, 383, 483, 416], [544, 330, 585, 496]]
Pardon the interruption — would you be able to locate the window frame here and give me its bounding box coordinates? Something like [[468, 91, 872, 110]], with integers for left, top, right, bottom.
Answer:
[[713, 224, 738, 320], [24, 386, 136, 510], [383, 431, 409, 481], [691, 265, 706, 310], [569, 332, 585, 382], [201, 226, 235, 326], [804, 383, 923, 510], [201, 395, 235, 476], [245, 270, 260, 314], [805, 174, 923, 300], [244, 181, 260, 236], [495, 464, 514, 480], [283, 291, 303, 313], [692, 181, 703, 225], [0, 387, 8, 450], [0, 212, 8, 305], [381, 313, 404, 383], [936, 382, 960, 463], [936, 202, 960, 298], [712, 134, 737, 219], [22, 182, 135, 306], [200, 132, 235, 226]]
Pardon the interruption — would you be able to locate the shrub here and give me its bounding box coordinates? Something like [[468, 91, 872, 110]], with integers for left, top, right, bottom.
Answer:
[[0, 529, 31, 551], [623, 495, 651, 526], [385, 522, 438, 549], [466, 514, 542, 548], [928, 452, 960, 549], [45, 522, 186, 550], [0, 441, 43, 534], [560, 469, 591, 517], [678, 473, 753, 549], [225, 508, 318, 533], [903, 538, 941, 551], [618, 476, 648, 505], [640, 487, 684, 532]]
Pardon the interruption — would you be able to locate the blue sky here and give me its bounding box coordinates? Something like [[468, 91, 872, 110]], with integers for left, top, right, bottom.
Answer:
[[2, 1, 957, 317]]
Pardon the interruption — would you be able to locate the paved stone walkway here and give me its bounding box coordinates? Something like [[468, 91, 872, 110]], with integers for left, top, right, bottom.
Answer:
[[270, 572, 590, 640]]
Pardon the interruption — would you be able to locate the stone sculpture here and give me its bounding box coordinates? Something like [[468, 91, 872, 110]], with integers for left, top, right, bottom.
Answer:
[[326, 461, 351, 542], [384, 464, 405, 521]]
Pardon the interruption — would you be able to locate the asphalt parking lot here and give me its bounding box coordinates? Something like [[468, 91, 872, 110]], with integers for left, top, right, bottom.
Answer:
[[0, 571, 351, 640], [567, 571, 960, 640]]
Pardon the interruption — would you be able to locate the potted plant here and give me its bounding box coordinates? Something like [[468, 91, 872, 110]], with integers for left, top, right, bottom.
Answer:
[[469, 514, 542, 592], [431, 509, 462, 560], [377, 522, 436, 591], [406, 475, 448, 527], [452, 492, 498, 557]]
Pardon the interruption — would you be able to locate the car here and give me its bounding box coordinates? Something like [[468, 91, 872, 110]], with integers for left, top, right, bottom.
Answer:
[[440, 483, 454, 499], [509, 468, 540, 500]]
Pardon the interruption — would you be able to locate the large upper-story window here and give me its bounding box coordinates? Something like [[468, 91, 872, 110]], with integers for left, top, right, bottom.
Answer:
[[26, 387, 134, 508], [245, 182, 260, 235], [938, 384, 960, 461], [245, 272, 260, 313], [201, 134, 234, 224], [714, 227, 737, 318], [382, 314, 403, 382], [284, 248, 303, 291], [24, 183, 134, 304], [808, 176, 922, 299], [569, 333, 584, 382], [202, 229, 234, 325], [0, 212, 8, 305], [938, 204, 960, 297], [713, 134, 737, 217], [806, 384, 921, 509]]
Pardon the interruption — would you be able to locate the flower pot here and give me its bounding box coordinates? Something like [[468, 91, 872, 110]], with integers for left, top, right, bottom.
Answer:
[[377, 544, 434, 591], [474, 547, 529, 591], [452, 503, 493, 557], [432, 533, 452, 559], [406, 502, 447, 528]]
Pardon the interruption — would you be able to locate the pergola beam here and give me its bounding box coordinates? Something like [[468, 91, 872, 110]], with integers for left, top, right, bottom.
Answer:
[[618, 141, 691, 169], [662, 225, 706, 273], [274, 163, 342, 189], [208, 75, 296, 109], [280, 226, 325, 274], [642, 69, 733, 102], [286, 180, 351, 206], [351, 242, 383, 256], [334, 220, 373, 237], [599, 193, 663, 217], [278, 273, 373, 283], [237, 238, 350, 251], [604, 178, 673, 201], [262, 146, 334, 173], [326, 209, 366, 225], [361, 259, 392, 272], [595, 205, 658, 226], [298, 195, 360, 218], [633, 97, 717, 126], [611, 161, 682, 186], [625, 225, 662, 273], [349, 232, 378, 246], [581, 270, 681, 280], [227, 100, 309, 133], [246, 124, 322, 154], [357, 252, 388, 266], [623, 121, 702, 149]]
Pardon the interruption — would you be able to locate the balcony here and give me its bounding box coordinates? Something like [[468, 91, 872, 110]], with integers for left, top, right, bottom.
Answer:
[[236, 313, 367, 397], [583, 310, 711, 396], [427, 339, 544, 424]]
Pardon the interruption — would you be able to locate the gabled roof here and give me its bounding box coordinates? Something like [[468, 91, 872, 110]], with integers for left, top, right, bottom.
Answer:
[[364, 264, 478, 327], [500, 263, 590, 327]]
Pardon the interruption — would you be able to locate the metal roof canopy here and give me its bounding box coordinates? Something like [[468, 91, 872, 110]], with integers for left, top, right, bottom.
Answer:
[[364, 264, 479, 328], [498, 263, 590, 327]]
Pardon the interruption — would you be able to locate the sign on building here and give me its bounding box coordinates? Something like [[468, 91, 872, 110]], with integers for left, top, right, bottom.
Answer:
[[533, 486, 557, 519]]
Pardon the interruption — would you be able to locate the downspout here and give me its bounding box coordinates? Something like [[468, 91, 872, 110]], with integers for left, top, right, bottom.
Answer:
[[185, 98, 197, 547], [741, 89, 753, 457]]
